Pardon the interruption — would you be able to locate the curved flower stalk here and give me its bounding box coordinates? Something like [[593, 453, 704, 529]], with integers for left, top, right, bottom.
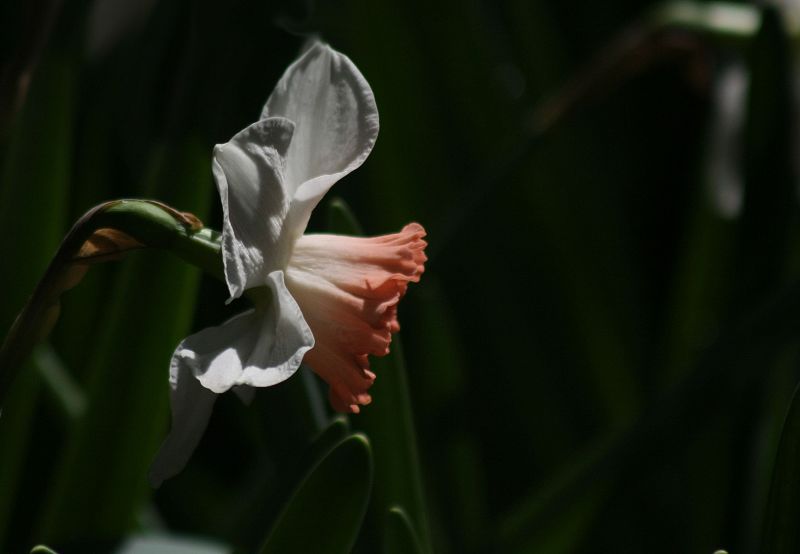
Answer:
[[150, 41, 426, 486]]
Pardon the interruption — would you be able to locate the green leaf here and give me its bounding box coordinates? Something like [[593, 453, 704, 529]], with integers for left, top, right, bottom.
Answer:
[[721, 6, 796, 545], [383, 506, 423, 554], [259, 434, 373, 554], [0, 50, 75, 550], [326, 197, 364, 236], [0, 199, 222, 403], [0, 60, 73, 312], [38, 138, 213, 543], [736, 6, 794, 305], [303, 415, 351, 467], [114, 533, 231, 554], [761, 382, 800, 553], [357, 342, 432, 550], [215, 416, 351, 551], [30, 546, 59, 554], [33, 343, 86, 421]]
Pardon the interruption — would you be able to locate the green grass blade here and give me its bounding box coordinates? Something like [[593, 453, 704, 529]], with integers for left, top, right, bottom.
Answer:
[[30, 546, 59, 554], [0, 50, 75, 550], [761, 382, 800, 553], [33, 343, 86, 421], [358, 337, 431, 551], [259, 434, 373, 554], [38, 138, 213, 543], [219, 415, 351, 551], [383, 506, 423, 554]]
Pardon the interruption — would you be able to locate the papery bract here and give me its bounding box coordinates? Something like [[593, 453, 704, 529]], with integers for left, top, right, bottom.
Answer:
[[150, 41, 426, 486]]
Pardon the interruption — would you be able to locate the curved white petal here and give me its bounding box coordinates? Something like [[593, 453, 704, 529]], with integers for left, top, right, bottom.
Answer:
[[213, 117, 297, 300], [149, 363, 217, 488], [171, 271, 314, 395], [262, 41, 379, 239]]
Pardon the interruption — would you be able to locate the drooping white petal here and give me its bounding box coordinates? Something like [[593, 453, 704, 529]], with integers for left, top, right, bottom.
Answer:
[[262, 41, 379, 240], [149, 363, 217, 488], [171, 271, 313, 395], [213, 116, 296, 300]]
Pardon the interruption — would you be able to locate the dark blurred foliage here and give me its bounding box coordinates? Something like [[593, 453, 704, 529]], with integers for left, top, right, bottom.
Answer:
[[3, 0, 800, 553]]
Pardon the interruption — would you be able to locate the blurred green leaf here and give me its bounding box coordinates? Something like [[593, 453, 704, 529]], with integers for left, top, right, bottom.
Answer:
[[212, 415, 350, 551], [114, 533, 231, 554], [0, 200, 222, 401], [326, 197, 364, 236], [33, 343, 86, 421], [38, 138, 213, 543], [730, 7, 796, 548], [259, 433, 373, 554], [761, 382, 800, 554], [30, 546, 59, 554], [302, 415, 351, 466], [0, 54, 73, 357], [0, 49, 75, 550], [737, 6, 794, 304], [383, 506, 423, 554]]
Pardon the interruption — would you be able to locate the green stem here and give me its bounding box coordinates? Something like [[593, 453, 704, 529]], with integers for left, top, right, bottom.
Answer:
[[0, 199, 223, 405]]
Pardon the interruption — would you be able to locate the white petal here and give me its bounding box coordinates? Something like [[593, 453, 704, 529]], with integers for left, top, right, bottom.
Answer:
[[170, 271, 314, 395], [262, 41, 379, 239], [235, 270, 315, 388], [149, 362, 217, 488], [213, 117, 297, 300]]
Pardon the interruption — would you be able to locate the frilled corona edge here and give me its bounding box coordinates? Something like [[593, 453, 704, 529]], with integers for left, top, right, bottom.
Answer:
[[287, 222, 428, 413]]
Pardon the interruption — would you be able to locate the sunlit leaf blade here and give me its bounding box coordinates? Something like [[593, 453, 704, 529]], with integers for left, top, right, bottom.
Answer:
[[33, 343, 86, 421], [326, 197, 364, 236], [114, 533, 231, 554], [259, 434, 373, 554], [38, 138, 213, 543], [227, 416, 351, 550], [302, 415, 351, 468], [30, 546, 59, 554], [0, 51, 75, 550], [761, 383, 800, 554], [326, 198, 432, 550], [383, 506, 423, 554]]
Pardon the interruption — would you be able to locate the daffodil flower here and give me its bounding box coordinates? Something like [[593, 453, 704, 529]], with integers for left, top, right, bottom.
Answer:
[[150, 41, 426, 486]]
